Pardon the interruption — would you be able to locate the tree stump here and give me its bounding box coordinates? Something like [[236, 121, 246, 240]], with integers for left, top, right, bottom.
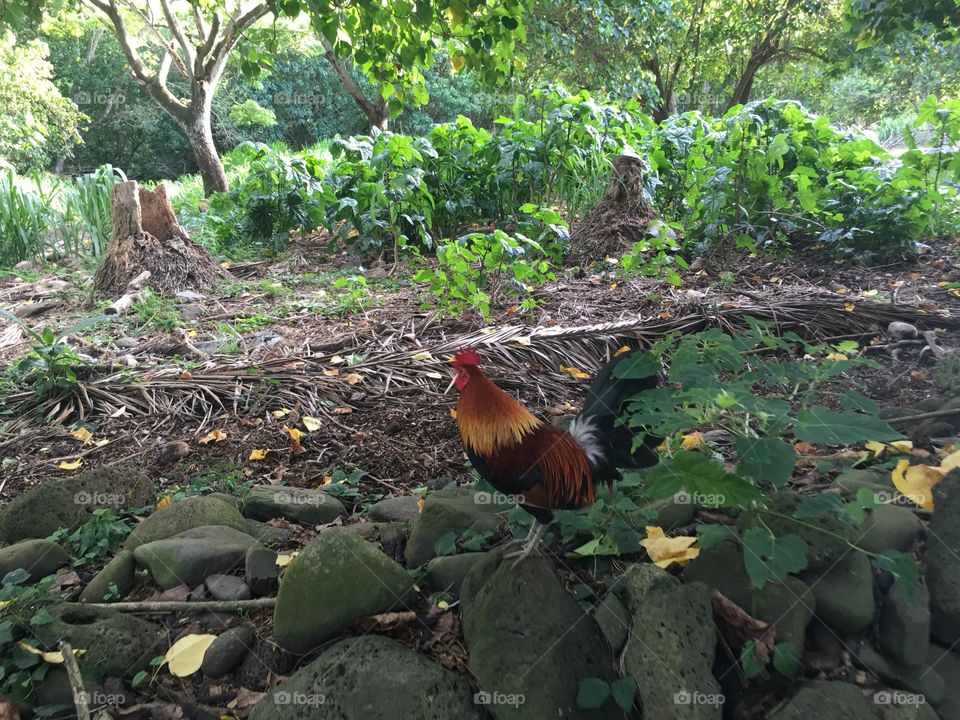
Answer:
[[92, 182, 227, 296], [567, 154, 657, 265]]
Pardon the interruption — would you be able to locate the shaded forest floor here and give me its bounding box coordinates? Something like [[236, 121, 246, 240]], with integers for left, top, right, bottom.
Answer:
[[1, 239, 960, 718], [2, 238, 959, 505]]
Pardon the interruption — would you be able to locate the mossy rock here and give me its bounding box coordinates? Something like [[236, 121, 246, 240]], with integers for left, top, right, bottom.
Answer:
[[273, 528, 414, 653], [124, 495, 248, 550], [0, 466, 155, 543], [250, 635, 481, 720], [33, 604, 163, 678]]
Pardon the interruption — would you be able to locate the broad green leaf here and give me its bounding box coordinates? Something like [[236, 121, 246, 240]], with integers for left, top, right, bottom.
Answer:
[[644, 452, 762, 508], [735, 436, 797, 488], [576, 677, 611, 709], [793, 492, 848, 521], [793, 407, 901, 445], [696, 523, 735, 550], [741, 529, 808, 589], [874, 550, 920, 602], [740, 640, 766, 678], [433, 531, 457, 556], [610, 677, 637, 711], [612, 351, 661, 380], [772, 643, 800, 677]]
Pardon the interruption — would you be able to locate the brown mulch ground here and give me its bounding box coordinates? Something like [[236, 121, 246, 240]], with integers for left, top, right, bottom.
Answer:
[[0, 238, 958, 504]]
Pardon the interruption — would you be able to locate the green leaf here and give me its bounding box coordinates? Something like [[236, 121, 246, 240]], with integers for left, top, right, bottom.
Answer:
[[772, 643, 800, 677], [875, 550, 920, 602], [736, 436, 797, 488], [576, 678, 611, 709], [793, 492, 848, 521], [793, 408, 901, 445], [433, 531, 457, 557], [644, 452, 762, 508], [741, 529, 808, 589], [612, 351, 661, 380], [740, 640, 766, 678], [696, 523, 735, 550], [610, 677, 637, 710], [131, 670, 148, 688]]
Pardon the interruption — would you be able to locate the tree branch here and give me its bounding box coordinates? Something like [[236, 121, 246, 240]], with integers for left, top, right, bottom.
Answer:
[[158, 0, 195, 80], [115, 0, 192, 80], [206, 3, 270, 83]]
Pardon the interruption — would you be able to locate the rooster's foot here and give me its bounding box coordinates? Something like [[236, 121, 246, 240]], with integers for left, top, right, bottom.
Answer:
[[504, 521, 546, 567]]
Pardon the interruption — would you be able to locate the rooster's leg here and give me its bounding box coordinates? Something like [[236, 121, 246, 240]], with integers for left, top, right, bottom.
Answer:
[[504, 520, 546, 566]]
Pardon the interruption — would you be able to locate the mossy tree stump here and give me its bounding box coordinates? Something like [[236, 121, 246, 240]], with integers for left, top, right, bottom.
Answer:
[[92, 181, 226, 296], [567, 154, 657, 265]]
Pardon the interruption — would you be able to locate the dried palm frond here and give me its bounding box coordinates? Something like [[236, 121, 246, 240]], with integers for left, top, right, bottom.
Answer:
[[3, 294, 956, 431]]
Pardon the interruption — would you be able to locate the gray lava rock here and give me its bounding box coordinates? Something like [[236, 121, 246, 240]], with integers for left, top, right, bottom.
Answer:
[[880, 582, 930, 666], [425, 553, 487, 595], [461, 549, 618, 719], [927, 642, 960, 719], [594, 592, 630, 652], [202, 625, 254, 678], [205, 573, 252, 601], [640, 495, 696, 530], [618, 561, 679, 612], [404, 487, 505, 567], [133, 525, 260, 590], [245, 546, 279, 597], [0, 466, 155, 543], [770, 681, 875, 719], [926, 470, 960, 644], [80, 550, 136, 603], [367, 496, 422, 523], [683, 540, 814, 650], [800, 550, 875, 634], [274, 528, 414, 653], [124, 495, 249, 550], [243, 486, 345, 526], [244, 519, 292, 545], [34, 604, 162, 677], [860, 505, 923, 554], [0, 539, 69, 582], [623, 581, 722, 720], [851, 642, 945, 705], [249, 635, 481, 720]]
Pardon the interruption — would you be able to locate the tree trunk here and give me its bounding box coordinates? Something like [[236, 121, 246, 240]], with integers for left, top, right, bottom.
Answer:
[[183, 87, 227, 196], [567, 154, 657, 265], [93, 181, 227, 296]]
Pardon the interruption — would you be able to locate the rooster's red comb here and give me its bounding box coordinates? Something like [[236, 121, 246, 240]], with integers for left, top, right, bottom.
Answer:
[[452, 348, 482, 367]]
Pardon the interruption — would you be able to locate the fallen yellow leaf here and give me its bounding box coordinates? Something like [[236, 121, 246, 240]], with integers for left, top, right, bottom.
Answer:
[[187, 330, 198, 339], [330, 355, 346, 365], [560, 365, 590, 380], [155, 495, 172, 510], [450, 408, 457, 419], [513, 336, 532, 346], [343, 372, 364, 385], [276, 552, 299, 568], [58, 459, 83, 471], [940, 449, 960, 473], [18, 642, 85, 664], [165, 634, 217, 677], [284, 426, 302, 443], [614, 345, 632, 357], [417, 498, 426, 513], [640, 526, 700, 568], [322, 475, 333, 485], [412, 351, 433, 362], [681, 432, 705, 450], [70, 427, 92, 443], [891, 459, 944, 510], [302, 416, 322, 432], [844, 302, 855, 312], [198, 429, 227, 445], [322, 369, 340, 377], [249, 449, 268, 461], [824, 352, 848, 361], [271, 408, 290, 419]]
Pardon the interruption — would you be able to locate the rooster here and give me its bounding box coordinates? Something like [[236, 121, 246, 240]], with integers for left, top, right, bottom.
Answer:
[[452, 347, 661, 562]]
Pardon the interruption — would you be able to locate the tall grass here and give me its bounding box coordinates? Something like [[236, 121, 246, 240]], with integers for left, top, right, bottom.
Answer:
[[0, 165, 124, 266]]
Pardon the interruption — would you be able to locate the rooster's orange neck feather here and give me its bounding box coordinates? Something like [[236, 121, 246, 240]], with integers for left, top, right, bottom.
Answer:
[[456, 368, 541, 455]]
